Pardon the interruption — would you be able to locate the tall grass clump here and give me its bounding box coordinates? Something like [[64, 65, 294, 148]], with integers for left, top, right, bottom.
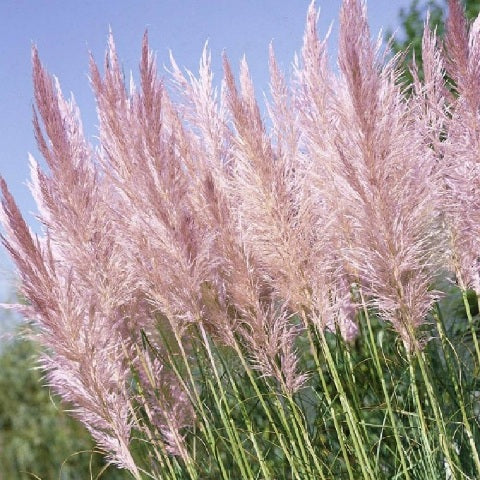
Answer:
[[2, 0, 480, 478]]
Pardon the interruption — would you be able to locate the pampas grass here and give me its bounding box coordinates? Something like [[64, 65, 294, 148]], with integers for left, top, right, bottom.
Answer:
[[2, 1, 480, 478]]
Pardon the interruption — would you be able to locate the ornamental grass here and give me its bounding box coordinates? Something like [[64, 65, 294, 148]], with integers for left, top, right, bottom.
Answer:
[[2, 1, 480, 478]]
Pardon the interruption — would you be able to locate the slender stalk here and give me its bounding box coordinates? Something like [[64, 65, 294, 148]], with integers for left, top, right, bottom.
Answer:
[[338, 336, 369, 441], [267, 386, 317, 479], [231, 338, 305, 480], [162, 327, 231, 480], [203, 376, 253, 479], [214, 351, 273, 480], [125, 343, 181, 479], [405, 316, 460, 479], [414, 346, 460, 479], [300, 307, 375, 478], [406, 349, 439, 479], [301, 311, 356, 480], [359, 293, 412, 479], [281, 391, 328, 480], [462, 290, 480, 371], [197, 324, 257, 480], [317, 326, 376, 479], [434, 303, 480, 477]]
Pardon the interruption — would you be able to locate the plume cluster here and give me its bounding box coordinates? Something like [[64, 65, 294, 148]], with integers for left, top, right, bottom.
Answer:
[[0, 0, 477, 473]]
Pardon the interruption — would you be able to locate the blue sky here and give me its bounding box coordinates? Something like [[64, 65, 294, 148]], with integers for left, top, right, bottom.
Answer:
[[0, 0, 415, 300]]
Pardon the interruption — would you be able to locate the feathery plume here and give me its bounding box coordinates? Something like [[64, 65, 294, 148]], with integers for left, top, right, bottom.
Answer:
[[297, 0, 441, 349], [442, 0, 480, 292]]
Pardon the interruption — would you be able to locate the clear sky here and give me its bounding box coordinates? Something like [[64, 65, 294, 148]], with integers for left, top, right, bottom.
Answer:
[[0, 0, 415, 300]]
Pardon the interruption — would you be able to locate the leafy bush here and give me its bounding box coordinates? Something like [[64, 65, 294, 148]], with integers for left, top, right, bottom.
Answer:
[[1, 0, 480, 478]]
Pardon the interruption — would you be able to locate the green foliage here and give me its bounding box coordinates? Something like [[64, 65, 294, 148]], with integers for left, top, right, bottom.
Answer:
[[0, 329, 129, 480]]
